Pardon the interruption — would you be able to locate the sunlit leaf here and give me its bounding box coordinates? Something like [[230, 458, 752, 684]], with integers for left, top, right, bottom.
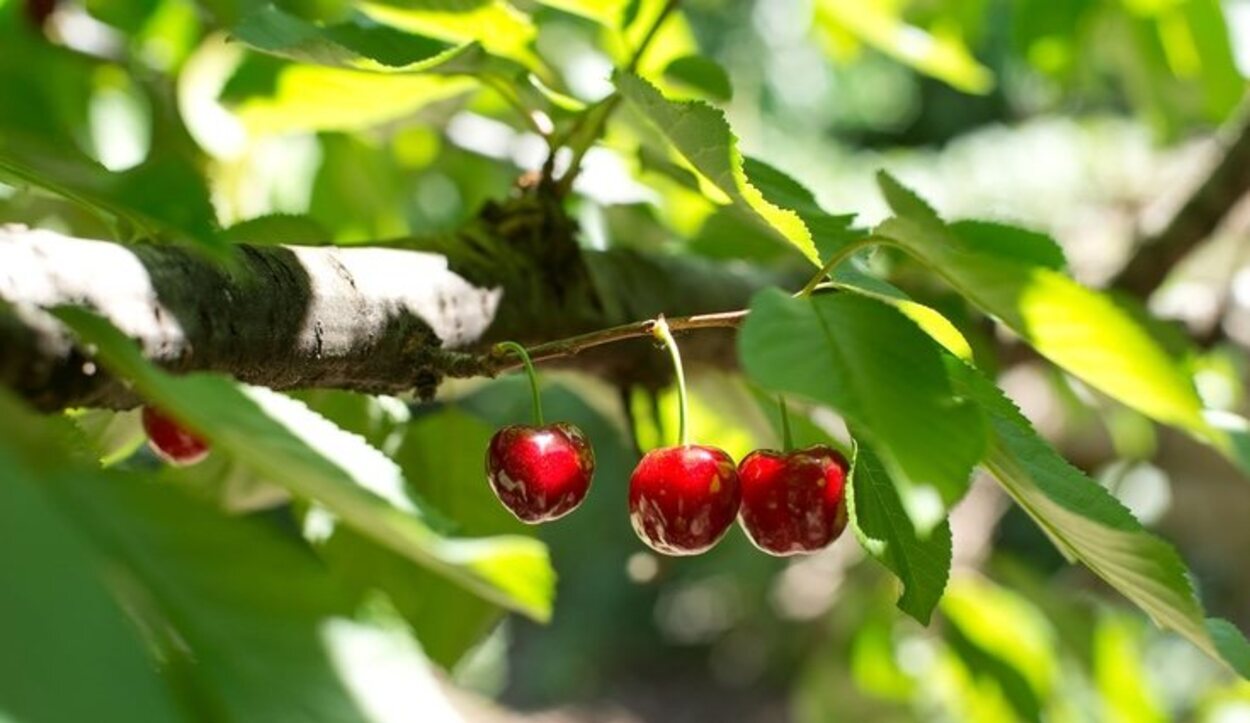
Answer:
[[874, 172, 1208, 434], [617, 72, 824, 263], [949, 359, 1250, 678], [814, 0, 994, 94]]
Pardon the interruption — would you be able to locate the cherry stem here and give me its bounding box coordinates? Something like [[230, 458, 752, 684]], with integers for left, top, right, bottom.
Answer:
[[651, 316, 690, 446], [778, 396, 793, 451], [497, 341, 544, 426]]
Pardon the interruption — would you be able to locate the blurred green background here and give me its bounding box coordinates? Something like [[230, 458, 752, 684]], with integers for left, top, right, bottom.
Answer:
[[4, 0, 1250, 720]]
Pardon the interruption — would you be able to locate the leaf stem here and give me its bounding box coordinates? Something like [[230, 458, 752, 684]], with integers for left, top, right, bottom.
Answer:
[[797, 238, 869, 297], [651, 315, 689, 446], [496, 341, 544, 425]]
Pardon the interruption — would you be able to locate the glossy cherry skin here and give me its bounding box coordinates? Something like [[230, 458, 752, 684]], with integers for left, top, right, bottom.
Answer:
[[737, 445, 849, 556], [628, 445, 742, 556], [487, 423, 595, 524], [142, 405, 210, 466]]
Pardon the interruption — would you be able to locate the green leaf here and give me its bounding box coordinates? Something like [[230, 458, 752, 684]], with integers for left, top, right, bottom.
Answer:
[[360, 0, 544, 74], [663, 54, 733, 101], [813, 0, 994, 94], [831, 265, 973, 361], [232, 6, 458, 70], [532, 0, 632, 27], [67, 407, 145, 466], [48, 471, 381, 722], [230, 65, 477, 135], [948, 359, 1249, 677], [874, 172, 1208, 434], [0, 419, 188, 723], [846, 444, 951, 624], [0, 138, 223, 253], [1208, 618, 1250, 679], [54, 307, 555, 622], [312, 401, 529, 667], [739, 289, 986, 531], [616, 71, 821, 263], [221, 213, 332, 245]]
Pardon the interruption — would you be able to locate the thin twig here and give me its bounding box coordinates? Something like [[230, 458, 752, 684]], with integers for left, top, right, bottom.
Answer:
[[480, 309, 747, 375]]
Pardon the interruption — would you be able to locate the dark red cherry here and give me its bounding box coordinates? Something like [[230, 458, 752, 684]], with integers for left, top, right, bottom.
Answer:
[[628, 444, 741, 556], [486, 423, 595, 523], [142, 405, 209, 466], [737, 445, 849, 556]]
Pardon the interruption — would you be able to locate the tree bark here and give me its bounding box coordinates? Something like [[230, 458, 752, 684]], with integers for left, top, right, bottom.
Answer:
[[0, 201, 775, 411]]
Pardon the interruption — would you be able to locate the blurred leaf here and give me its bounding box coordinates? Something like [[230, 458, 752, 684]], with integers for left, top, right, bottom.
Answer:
[[1093, 615, 1166, 723], [814, 0, 994, 94], [616, 72, 822, 263], [663, 55, 733, 101], [0, 139, 223, 252], [68, 407, 145, 466], [739, 289, 986, 531], [532, 0, 632, 27], [231, 65, 476, 135], [847, 444, 951, 624], [0, 408, 188, 723], [948, 359, 1250, 678], [360, 0, 544, 74], [232, 6, 457, 69], [55, 308, 555, 621], [222, 213, 332, 245], [874, 172, 1208, 434], [49, 470, 381, 722], [323, 405, 525, 667], [1209, 618, 1250, 679], [942, 577, 1057, 722]]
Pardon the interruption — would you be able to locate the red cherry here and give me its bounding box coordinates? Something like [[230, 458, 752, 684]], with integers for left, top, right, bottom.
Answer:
[[141, 405, 209, 466], [628, 445, 741, 556], [486, 423, 595, 523], [737, 445, 849, 556]]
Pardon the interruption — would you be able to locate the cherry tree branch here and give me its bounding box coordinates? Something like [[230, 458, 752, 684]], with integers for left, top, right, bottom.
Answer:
[[0, 213, 775, 410], [1113, 98, 1250, 297]]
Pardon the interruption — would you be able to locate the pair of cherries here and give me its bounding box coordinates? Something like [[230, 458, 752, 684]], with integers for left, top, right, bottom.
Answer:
[[485, 329, 851, 557]]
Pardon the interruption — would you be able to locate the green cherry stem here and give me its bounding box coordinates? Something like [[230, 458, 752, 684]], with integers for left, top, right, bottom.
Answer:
[[778, 396, 793, 451], [651, 316, 690, 446], [496, 341, 544, 426]]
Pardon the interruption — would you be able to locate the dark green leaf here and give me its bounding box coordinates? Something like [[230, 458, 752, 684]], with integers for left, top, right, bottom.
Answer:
[[663, 54, 733, 101], [847, 444, 951, 624]]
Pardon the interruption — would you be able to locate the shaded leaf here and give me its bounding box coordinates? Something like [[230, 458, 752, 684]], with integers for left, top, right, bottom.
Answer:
[[55, 307, 555, 621], [663, 54, 733, 101]]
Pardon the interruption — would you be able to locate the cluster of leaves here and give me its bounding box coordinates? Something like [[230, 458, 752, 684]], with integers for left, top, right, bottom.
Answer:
[[2, 0, 1250, 719]]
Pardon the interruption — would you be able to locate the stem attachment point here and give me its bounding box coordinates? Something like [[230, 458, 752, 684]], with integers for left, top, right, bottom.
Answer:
[[496, 341, 544, 426]]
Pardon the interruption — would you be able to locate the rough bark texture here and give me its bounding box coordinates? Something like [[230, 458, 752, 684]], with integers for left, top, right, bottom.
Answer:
[[0, 192, 776, 411]]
